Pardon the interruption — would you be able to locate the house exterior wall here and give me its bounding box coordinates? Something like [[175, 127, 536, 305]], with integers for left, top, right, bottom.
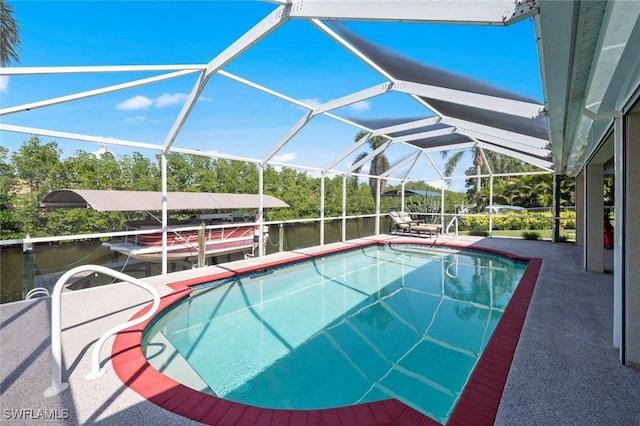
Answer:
[[625, 110, 640, 368], [575, 172, 584, 248]]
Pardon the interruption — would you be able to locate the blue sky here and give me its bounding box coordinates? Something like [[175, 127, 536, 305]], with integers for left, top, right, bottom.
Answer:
[[1, 1, 544, 189]]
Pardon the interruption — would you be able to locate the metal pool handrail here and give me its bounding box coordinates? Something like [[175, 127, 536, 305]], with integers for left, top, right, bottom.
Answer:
[[446, 215, 459, 241], [44, 265, 160, 397], [25, 287, 50, 299]]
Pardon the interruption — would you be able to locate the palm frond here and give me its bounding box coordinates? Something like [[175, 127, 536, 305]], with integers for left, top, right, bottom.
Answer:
[[0, 0, 21, 66]]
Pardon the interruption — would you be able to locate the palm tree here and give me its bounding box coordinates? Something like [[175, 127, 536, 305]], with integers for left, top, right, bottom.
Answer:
[[0, 0, 21, 66], [352, 131, 390, 201], [441, 146, 485, 193], [441, 148, 528, 194]]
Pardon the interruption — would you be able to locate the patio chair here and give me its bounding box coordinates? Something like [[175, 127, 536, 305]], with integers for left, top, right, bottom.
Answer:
[[389, 212, 441, 238], [398, 210, 421, 225], [422, 223, 442, 238], [389, 212, 412, 235], [397, 210, 442, 238]]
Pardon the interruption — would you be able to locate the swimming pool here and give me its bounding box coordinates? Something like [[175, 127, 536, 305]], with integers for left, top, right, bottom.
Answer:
[[142, 244, 528, 424]]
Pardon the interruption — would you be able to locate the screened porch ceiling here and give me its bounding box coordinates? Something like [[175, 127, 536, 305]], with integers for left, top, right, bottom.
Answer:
[[2, 1, 639, 180]]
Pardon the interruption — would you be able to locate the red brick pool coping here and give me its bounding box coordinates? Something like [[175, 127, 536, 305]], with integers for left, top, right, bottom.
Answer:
[[111, 239, 542, 425]]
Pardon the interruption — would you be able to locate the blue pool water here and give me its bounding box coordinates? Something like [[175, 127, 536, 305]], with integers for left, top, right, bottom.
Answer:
[[143, 244, 527, 423]]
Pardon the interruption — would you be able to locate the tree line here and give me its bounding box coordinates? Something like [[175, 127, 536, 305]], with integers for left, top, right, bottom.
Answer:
[[1, 136, 576, 240], [1, 136, 468, 239], [446, 148, 576, 212]]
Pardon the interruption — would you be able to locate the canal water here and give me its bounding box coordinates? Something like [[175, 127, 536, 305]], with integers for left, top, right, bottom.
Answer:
[[0, 219, 380, 304]]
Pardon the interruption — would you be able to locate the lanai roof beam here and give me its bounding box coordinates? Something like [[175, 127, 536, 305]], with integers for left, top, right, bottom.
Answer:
[[289, 0, 538, 26], [218, 69, 313, 110], [417, 142, 479, 154], [403, 154, 423, 181], [262, 111, 313, 164], [476, 141, 553, 170], [0, 124, 163, 152], [393, 80, 544, 119], [379, 151, 421, 178], [311, 19, 395, 81], [424, 152, 444, 179], [479, 145, 493, 176], [346, 139, 393, 174], [161, 5, 291, 153], [392, 127, 456, 144], [372, 117, 441, 136], [312, 83, 392, 116], [0, 64, 207, 76], [218, 70, 369, 132], [455, 130, 550, 158], [323, 131, 372, 173], [445, 117, 549, 150], [171, 147, 259, 165], [0, 70, 199, 116]]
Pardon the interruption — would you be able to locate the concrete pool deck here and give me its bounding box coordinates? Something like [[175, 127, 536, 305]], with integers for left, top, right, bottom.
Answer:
[[1, 235, 639, 425]]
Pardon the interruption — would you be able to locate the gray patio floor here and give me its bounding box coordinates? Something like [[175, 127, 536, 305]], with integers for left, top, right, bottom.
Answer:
[[1, 235, 639, 425]]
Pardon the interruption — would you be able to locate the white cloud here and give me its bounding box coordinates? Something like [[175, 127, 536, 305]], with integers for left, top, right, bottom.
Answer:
[[426, 180, 443, 189], [125, 116, 147, 123], [349, 100, 371, 112], [306, 169, 322, 178], [299, 98, 322, 107], [117, 92, 198, 111], [0, 76, 9, 93], [155, 92, 188, 108], [92, 145, 109, 158], [117, 95, 153, 110], [273, 152, 296, 163]]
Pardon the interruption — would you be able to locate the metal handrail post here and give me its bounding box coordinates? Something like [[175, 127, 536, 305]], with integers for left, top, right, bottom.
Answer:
[[446, 215, 459, 242], [45, 265, 160, 397]]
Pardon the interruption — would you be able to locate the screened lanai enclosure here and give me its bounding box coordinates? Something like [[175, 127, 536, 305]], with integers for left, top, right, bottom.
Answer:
[[2, 1, 640, 367], [0, 0, 553, 261]]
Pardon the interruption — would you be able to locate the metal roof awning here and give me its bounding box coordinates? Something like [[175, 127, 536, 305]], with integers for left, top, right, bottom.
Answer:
[[40, 190, 289, 212]]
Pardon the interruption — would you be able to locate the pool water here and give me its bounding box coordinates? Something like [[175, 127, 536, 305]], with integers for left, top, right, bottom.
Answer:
[[143, 244, 527, 423]]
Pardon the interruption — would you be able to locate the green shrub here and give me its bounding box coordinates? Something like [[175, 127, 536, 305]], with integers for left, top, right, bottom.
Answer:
[[560, 211, 576, 229], [458, 215, 487, 232], [522, 231, 540, 240], [457, 210, 576, 232]]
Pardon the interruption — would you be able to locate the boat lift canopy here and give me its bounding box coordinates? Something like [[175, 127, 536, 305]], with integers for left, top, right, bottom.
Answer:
[[381, 189, 441, 198], [40, 189, 289, 212]]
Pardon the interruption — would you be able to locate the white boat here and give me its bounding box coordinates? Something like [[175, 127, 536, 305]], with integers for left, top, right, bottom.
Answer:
[[104, 222, 257, 262]]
